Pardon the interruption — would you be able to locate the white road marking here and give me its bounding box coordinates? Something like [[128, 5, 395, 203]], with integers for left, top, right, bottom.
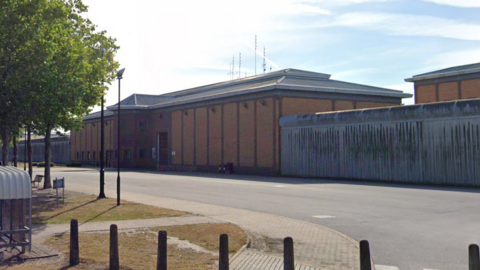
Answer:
[[275, 185, 285, 188], [375, 265, 399, 270], [312, 215, 335, 219], [375, 265, 441, 270]]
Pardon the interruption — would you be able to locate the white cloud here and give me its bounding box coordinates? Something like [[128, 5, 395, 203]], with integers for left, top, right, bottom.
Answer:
[[421, 49, 480, 72], [302, 0, 393, 5], [421, 0, 480, 8], [323, 12, 480, 41]]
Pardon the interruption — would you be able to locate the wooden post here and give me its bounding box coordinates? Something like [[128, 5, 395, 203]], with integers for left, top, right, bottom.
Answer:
[[69, 219, 79, 266], [284, 237, 294, 270], [360, 240, 372, 270], [157, 230, 167, 270], [219, 234, 229, 270], [109, 224, 119, 270], [469, 244, 480, 270]]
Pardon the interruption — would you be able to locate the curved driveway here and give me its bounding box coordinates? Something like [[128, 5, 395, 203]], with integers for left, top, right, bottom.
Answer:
[[46, 168, 480, 270]]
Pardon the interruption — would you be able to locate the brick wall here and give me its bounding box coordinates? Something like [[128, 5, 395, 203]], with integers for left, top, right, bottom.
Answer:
[[415, 78, 480, 104]]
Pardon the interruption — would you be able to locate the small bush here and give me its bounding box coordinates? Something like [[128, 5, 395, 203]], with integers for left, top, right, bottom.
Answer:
[[37, 162, 55, 167]]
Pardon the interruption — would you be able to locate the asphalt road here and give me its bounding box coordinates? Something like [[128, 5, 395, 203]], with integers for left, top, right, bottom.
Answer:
[[46, 168, 480, 270]]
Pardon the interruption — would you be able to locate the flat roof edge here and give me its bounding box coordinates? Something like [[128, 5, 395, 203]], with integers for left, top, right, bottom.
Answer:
[[405, 67, 480, 82]]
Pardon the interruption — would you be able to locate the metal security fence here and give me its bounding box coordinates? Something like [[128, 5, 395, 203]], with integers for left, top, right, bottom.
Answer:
[[8, 136, 70, 164], [280, 99, 480, 186]]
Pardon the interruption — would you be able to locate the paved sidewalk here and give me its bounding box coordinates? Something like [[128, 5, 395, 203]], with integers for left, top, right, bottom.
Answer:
[[32, 179, 360, 269]]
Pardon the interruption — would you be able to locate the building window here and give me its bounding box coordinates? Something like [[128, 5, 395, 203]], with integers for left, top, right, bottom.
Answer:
[[124, 149, 131, 159], [139, 148, 146, 158], [82, 152, 85, 160], [139, 122, 146, 133], [87, 151, 90, 160], [93, 151, 96, 161]]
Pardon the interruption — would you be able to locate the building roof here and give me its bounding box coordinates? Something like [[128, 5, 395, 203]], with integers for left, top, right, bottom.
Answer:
[[83, 109, 114, 121], [405, 62, 480, 82], [106, 68, 411, 112]]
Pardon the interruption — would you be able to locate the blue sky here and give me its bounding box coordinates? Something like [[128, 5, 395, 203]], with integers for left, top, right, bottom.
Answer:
[[83, 0, 480, 108]]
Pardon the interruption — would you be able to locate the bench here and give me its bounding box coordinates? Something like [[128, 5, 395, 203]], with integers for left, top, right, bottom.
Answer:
[[32, 175, 44, 188]]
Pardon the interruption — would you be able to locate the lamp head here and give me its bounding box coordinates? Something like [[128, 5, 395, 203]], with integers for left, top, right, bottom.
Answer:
[[117, 68, 125, 79]]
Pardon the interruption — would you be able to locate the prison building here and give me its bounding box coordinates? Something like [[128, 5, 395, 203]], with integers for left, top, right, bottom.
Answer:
[[405, 62, 480, 104], [9, 135, 70, 164], [70, 68, 411, 175]]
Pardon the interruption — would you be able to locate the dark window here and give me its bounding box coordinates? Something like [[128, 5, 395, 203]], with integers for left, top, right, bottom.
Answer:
[[139, 122, 146, 133], [87, 151, 90, 160], [124, 149, 131, 159], [139, 148, 146, 158], [82, 152, 85, 160]]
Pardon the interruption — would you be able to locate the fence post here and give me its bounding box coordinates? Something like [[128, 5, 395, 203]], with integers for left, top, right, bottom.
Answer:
[[109, 224, 119, 270], [219, 234, 229, 270], [359, 240, 372, 270], [284, 237, 294, 270], [69, 219, 79, 266], [157, 230, 167, 270], [469, 244, 480, 270]]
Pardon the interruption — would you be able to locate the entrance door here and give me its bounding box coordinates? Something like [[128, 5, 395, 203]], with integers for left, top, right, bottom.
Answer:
[[158, 132, 169, 166]]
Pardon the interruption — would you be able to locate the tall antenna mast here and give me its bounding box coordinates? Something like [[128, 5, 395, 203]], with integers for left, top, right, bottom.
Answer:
[[255, 35, 257, 75], [232, 55, 235, 80], [239, 53, 241, 79], [227, 63, 232, 79], [263, 47, 266, 74]]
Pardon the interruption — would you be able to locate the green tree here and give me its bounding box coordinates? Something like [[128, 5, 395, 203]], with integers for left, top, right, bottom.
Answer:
[[32, 0, 119, 188], [0, 0, 46, 165]]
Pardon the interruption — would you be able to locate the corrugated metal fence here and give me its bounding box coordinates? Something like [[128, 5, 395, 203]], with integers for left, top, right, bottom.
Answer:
[[280, 100, 480, 186], [8, 136, 70, 164]]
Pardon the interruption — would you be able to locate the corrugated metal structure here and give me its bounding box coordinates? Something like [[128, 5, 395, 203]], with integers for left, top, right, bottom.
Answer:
[[280, 99, 480, 186], [0, 167, 32, 253]]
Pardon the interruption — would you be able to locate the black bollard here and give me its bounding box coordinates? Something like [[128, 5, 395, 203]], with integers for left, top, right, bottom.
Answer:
[[157, 230, 167, 270], [219, 234, 229, 270], [69, 219, 79, 266], [359, 240, 372, 270], [284, 237, 294, 270], [109, 224, 119, 270], [469, 244, 480, 270]]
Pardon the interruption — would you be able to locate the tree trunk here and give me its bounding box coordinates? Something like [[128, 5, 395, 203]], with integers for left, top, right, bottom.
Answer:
[[28, 125, 32, 180], [1, 128, 9, 166], [13, 135, 18, 167], [43, 126, 52, 189]]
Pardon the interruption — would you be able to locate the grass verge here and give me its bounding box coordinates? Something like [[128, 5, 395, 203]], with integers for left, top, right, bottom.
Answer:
[[1, 223, 247, 270], [32, 194, 187, 225]]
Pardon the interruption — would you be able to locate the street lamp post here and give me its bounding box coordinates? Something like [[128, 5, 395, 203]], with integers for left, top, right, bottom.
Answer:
[[116, 68, 125, 206], [24, 128, 26, 171], [98, 47, 106, 199]]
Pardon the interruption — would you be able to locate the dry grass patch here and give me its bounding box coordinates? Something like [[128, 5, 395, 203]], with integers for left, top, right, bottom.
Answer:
[[33, 194, 187, 225], [41, 223, 247, 269]]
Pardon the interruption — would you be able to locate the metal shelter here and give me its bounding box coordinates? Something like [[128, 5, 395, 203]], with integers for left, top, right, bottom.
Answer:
[[0, 167, 32, 254]]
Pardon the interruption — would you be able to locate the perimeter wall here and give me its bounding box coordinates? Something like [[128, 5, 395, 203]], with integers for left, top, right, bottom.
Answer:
[[280, 99, 480, 186]]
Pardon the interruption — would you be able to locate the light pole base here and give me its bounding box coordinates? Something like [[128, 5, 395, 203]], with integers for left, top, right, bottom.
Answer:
[[117, 174, 121, 206], [98, 169, 106, 199]]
